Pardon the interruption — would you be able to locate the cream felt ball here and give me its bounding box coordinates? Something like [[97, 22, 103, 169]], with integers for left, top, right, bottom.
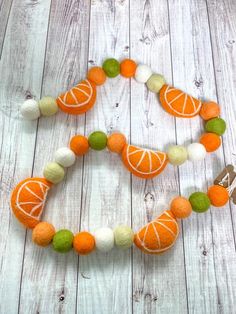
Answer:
[[187, 143, 206, 161], [54, 147, 76, 167], [38, 96, 58, 116], [135, 64, 152, 83], [146, 74, 166, 93], [94, 227, 114, 252], [167, 145, 188, 165], [43, 162, 65, 184], [114, 225, 134, 249], [20, 99, 41, 120]]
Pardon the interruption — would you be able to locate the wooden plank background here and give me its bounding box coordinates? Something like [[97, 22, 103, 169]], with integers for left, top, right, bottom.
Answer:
[[0, 0, 235, 313]]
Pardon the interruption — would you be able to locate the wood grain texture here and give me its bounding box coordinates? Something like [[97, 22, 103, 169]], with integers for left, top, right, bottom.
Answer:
[[0, 0, 236, 313], [0, 0, 51, 313], [18, 1, 91, 313], [76, 0, 132, 313]]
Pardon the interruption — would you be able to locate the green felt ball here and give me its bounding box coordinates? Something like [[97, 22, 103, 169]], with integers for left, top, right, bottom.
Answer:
[[205, 117, 226, 135], [43, 162, 65, 184], [146, 73, 166, 93], [38, 96, 58, 116], [114, 225, 134, 249], [189, 192, 211, 213], [167, 145, 188, 165], [53, 229, 74, 253], [102, 58, 120, 78], [88, 131, 107, 151]]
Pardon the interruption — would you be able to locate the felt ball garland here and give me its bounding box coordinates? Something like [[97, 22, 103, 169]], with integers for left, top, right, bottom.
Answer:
[[13, 57, 230, 256]]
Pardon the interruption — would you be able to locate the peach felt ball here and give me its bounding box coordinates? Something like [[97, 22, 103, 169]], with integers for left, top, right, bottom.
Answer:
[[107, 133, 127, 154], [200, 102, 220, 120], [199, 132, 221, 152], [170, 197, 192, 219], [207, 185, 229, 207], [120, 59, 137, 78], [70, 135, 89, 156], [32, 222, 56, 247], [87, 66, 106, 86], [73, 231, 95, 255]]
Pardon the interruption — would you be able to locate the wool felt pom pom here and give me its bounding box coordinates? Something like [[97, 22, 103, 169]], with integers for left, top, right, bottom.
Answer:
[[70, 135, 89, 156], [170, 197, 192, 219], [53, 229, 74, 253], [167, 145, 188, 165], [199, 133, 221, 152], [87, 67, 106, 86], [113, 225, 134, 249], [146, 74, 166, 93], [102, 58, 120, 78], [73, 231, 95, 255], [20, 99, 41, 120], [200, 102, 220, 120], [54, 147, 76, 167], [187, 143, 206, 161], [43, 162, 65, 184], [205, 117, 226, 136], [38, 96, 58, 116], [107, 133, 127, 154], [94, 227, 114, 252], [32, 222, 56, 247], [120, 59, 137, 78], [207, 185, 229, 207], [189, 192, 211, 213], [88, 131, 107, 151], [134, 64, 152, 83]]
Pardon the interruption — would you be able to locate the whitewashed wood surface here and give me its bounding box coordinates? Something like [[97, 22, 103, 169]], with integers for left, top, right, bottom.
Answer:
[[0, 0, 235, 313]]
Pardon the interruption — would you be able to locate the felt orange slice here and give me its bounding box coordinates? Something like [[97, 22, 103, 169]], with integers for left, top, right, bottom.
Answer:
[[159, 84, 202, 118], [121, 144, 168, 179], [134, 210, 179, 254], [56, 79, 96, 115], [11, 178, 52, 229]]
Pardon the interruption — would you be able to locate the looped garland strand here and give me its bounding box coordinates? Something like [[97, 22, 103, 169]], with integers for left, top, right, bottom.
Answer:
[[12, 58, 229, 255]]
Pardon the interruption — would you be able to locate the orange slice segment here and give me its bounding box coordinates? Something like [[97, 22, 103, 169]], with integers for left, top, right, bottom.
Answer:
[[159, 84, 202, 118], [121, 144, 168, 179], [56, 79, 96, 115], [11, 177, 52, 229], [134, 210, 179, 254]]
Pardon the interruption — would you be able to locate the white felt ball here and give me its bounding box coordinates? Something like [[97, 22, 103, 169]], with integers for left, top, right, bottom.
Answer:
[[135, 64, 152, 83], [94, 227, 114, 252], [54, 147, 76, 167], [20, 99, 41, 120], [187, 143, 207, 161]]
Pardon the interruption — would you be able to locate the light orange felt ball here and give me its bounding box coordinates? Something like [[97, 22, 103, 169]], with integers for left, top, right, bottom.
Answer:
[[120, 59, 137, 78], [207, 185, 229, 207], [73, 231, 95, 255], [199, 132, 221, 152], [200, 102, 220, 120], [32, 222, 56, 247], [70, 135, 89, 156], [87, 66, 106, 86], [170, 197, 192, 219], [107, 133, 127, 154]]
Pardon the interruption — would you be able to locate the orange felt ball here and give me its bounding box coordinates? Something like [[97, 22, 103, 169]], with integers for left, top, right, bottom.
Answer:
[[107, 133, 127, 154], [70, 135, 89, 156], [32, 222, 56, 247], [207, 185, 229, 207], [200, 102, 220, 120], [170, 197, 192, 219], [73, 231, 95, 255], [87, 66, 106, 86], [120, 59, 137, 78], [199, 132, 221, 152]]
